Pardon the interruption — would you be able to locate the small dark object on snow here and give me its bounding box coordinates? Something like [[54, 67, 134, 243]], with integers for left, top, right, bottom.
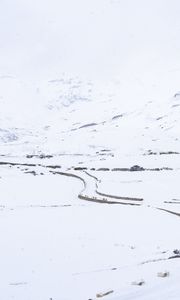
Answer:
[[132, 280, 145, 286], [157, 271, 169, 278]]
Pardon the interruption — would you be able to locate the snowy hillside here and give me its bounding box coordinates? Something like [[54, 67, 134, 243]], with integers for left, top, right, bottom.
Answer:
[[0, 0, 180, 299]]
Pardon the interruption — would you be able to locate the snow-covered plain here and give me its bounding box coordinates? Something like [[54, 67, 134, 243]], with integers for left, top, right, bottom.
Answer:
[[0, 0, 180, 299]]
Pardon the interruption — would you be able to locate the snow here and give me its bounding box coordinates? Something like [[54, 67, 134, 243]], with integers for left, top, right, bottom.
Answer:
[[1, 166, 180, 300], [0, 0, 180, 299]]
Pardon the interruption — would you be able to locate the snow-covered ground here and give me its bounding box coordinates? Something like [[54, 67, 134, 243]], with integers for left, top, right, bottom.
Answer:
[[0, 0, 180, 299]]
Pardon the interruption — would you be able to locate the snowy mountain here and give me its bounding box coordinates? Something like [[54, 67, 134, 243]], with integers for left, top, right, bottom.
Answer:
[[0, 1, 180, 299]]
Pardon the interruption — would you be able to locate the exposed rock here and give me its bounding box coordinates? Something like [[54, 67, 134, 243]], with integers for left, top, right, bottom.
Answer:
[[96, 290, 114, 298], [144, 150, 179, 155], [132, 280, 145, 286], [26, 154, 53, 159], [111, 168, 129, 171], [73, 167, 88, 171], [112, 114, 123, 120], [39, 154, 53, 159], [79, 123, 97, 129], [157, 271, 169, 278], [174, 91, 180, 97], [173, 249, 180, 255], [46, 165, 61, 169], [130, 165, 145, 171], [24, 170, 37, 176]]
